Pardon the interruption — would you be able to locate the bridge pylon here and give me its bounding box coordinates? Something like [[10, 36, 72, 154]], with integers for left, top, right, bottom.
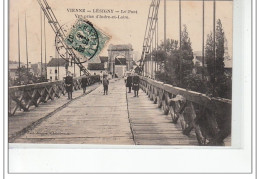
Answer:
[[37, 0, 91, 76], [139, 0, 160, 78]]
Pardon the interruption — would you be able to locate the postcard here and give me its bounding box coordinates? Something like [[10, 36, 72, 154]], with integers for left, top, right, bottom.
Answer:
[[8, 0, 233, 146], [7, 0, 248, 174]]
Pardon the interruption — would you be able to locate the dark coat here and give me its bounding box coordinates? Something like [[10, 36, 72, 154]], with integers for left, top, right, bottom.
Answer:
[[65, 76, 73, 92], [132, 75, 140, 91], [103, 78, 109, 86], [126, 76, 132, 87], [81, 77, 88, 88]]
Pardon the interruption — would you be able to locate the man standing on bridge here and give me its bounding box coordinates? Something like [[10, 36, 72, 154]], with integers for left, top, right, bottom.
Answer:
[[65, 71, 73, 100], [99, 71, 103, 84], [132, 73, 140, 97], [126, 73, 132, 93], [103, 74, 109, 95], [81, 74, 88, 94]]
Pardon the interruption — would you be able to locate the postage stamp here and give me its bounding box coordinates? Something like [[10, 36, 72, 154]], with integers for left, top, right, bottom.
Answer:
[[64, 18, 110, 63]]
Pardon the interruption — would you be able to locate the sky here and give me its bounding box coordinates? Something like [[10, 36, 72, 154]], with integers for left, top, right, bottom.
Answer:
[[9, 0, 233, 64]]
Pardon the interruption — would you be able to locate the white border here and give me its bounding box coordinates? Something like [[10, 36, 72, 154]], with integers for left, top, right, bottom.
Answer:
[[3, 0, 256, 177]]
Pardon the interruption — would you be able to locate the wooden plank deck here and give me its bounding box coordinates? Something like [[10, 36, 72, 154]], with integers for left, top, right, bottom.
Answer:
[[10, 79, 198, 145], [127, 87, 198, 145], [8, 83, 100, 142], [12, 79, 134, 145]]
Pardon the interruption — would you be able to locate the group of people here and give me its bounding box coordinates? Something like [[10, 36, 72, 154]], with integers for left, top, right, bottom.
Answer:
[[64, 71, 140, 100], [125, 73, 140, 97], [64, 71, 90, 100]]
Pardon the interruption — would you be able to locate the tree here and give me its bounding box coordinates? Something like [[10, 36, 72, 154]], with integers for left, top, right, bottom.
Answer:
[[205, 19, 231, 98], [181, 25, 194, 62], [151, 49, 167, 73], [215, 19, 225, 79], [152, 38, 180, 84], [164, 48, 181, 85], [205, 32, 215, 84], [158, 39, 179, 54], [153, 25, 194, 87], [179, 25, 194, 87], [15, 67, 37, 85]]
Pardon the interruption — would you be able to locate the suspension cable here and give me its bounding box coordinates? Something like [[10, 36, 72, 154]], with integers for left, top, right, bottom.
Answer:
[[140, 0, 161, 76], [37, 0, 91, 75]]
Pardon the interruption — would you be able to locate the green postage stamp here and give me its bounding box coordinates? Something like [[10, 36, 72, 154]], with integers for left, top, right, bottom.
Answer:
[[65, 18, 110, 62]]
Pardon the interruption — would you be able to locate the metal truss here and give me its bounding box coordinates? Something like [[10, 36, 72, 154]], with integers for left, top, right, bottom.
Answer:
[[37, 0, 91, 75], [139, 0, 160, 73]]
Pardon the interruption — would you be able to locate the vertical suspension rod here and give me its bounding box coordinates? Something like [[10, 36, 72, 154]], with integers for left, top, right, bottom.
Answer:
[[44, 14, 47, 78], [213, 0, 216, 95], [202, 0, 205, 80], [25, 13, 29, 76], [179, 0, 182, 85], [18, 13, 21, 84], [40, 9, 43, 76]]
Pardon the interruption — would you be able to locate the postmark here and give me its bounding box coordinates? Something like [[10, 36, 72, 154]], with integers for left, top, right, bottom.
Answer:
[[55, 19, 110, 64], [65, 19, 99, 60], [55, 23, 83, 64]]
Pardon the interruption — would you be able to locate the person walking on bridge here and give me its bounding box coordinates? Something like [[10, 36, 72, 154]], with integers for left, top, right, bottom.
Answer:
[[103, 74, 109, 95], [65, 71, 73, 100], [126, 74, 132, 93], [81, 74, 88, 94], [132, 73, 140, 97], [99, 71, 103, 84]]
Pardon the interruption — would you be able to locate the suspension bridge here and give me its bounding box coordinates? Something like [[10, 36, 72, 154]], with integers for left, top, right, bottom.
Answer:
[[8, 0, 232, 146]]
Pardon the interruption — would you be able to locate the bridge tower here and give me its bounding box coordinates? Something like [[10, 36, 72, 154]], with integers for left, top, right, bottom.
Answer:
[[37, 0, 91, 76], [108, 44, 134, 75], [139, 0, 160, 78]]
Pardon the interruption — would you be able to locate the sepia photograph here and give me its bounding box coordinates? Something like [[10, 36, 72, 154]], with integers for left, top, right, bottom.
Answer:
[[8, 0, 233, 147]]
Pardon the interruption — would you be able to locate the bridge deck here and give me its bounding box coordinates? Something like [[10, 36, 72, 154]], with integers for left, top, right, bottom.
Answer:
[[127, 91, 197, 145], [10, 79, 198, 145]]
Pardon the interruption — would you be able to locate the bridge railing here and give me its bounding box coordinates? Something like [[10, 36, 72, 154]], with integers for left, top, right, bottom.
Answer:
[[8, 75, 100, 116], [139, 76, 232, 146]]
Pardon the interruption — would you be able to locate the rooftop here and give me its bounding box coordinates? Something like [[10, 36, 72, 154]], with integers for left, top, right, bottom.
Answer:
[[108, 44, 133, 51], [195, 56, 203, 62], [47, 58, 69, 67], [100, 56, 108, 63], [115, 57, 127, 65]]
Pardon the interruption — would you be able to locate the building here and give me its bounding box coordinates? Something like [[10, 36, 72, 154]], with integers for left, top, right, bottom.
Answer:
[[114, 56, 128, 77], [47, 58, 81, 81], [192, 55, 203, 67], [224, 59, 232, 77], [89, 55, 129, 77], [9, 61, 22, 80], [9, 61, 33, 80], [31, 62, 47, 77], [192, 50, 232, 77], [86, 56, 108, 75], [100, 56, 109, 70], [107, 44, 134, 75]]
